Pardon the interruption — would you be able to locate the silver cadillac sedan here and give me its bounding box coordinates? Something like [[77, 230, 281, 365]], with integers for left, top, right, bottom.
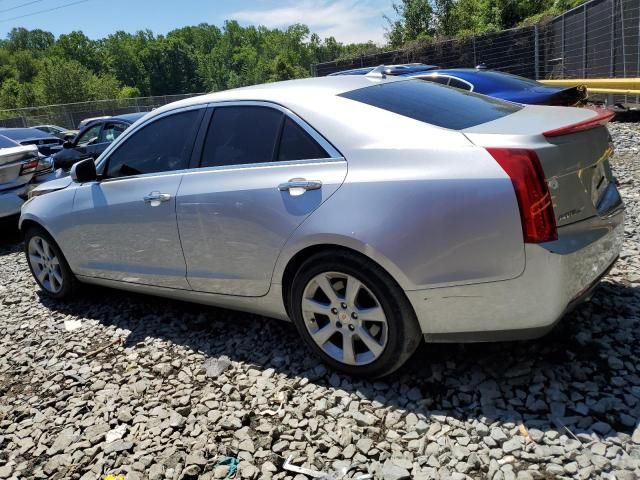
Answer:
[[20, 75, 624, 377]]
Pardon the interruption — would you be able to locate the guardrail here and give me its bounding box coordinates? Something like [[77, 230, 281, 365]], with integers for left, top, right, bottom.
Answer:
[[538, 78, 640, 96]]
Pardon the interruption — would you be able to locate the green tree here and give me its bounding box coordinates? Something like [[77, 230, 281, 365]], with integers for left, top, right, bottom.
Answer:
[[12, 50, 39, 83], [34, 57, 121, 105], [118, 85, 141, 98], [6, 27, 54, 53], [385, 0, 434, 47], [50, 31, 103, 73], [141, 37, 202, 95]]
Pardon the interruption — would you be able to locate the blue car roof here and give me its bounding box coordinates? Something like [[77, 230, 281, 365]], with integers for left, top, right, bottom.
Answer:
[[408, 68, 551, 92], [112, 112, 146, 123], [328, 63, 439, 76]]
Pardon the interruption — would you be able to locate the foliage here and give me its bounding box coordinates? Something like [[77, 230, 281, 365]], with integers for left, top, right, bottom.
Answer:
[[0, 23, 381, 109], [0, 0, 587, 110], [386, 0, 586, 44]]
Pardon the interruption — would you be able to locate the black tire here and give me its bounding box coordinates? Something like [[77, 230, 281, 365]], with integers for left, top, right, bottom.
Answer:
[[288, 250, 422, 378], [24, 225, 78, 299]]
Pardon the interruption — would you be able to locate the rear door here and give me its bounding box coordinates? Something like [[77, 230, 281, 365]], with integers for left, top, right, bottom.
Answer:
[[177, 102, 347, 296]]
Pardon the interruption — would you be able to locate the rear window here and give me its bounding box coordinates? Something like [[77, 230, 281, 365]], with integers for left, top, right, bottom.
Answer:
[[473, 71, 542, 89], [0, 135, 17, 148], [339, 79, 522, 130]]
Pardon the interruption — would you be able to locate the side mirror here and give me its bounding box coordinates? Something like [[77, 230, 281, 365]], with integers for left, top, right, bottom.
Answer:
[[70, 158, 97, 183], [63, 140, 74, 149]]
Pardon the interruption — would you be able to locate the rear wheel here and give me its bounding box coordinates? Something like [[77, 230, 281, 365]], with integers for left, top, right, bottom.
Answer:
[[24, 226, 77, 299], [289, 250, 422, 378]]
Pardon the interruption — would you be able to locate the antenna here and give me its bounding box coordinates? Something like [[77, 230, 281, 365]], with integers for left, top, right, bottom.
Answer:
[[365, 65, 386, 79]]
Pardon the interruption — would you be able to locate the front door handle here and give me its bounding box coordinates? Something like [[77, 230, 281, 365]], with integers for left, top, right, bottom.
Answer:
[[143, 191, 171, 205], [278, 178, 322, 195]]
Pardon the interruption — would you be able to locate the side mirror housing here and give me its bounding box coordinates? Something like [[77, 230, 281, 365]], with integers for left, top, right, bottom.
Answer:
[[63, 140, 73, 149], [70, 158, 97, 183]]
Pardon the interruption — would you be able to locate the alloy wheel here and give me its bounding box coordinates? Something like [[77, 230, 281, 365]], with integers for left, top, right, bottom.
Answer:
[[28, 236, 63, 294], [301, 271, 388, 366]]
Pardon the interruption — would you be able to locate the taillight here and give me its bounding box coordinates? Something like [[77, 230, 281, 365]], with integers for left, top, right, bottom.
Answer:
[[486, 148, 557, 243], [543, 108, 615, 137], [19, 158, 39, 176]]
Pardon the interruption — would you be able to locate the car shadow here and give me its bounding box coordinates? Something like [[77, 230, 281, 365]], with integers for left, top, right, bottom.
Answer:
[[34, 270, 640, 443], [0, 215, 21, 248]]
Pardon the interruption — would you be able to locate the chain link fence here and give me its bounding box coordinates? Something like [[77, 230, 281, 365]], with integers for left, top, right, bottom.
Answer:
[[0, 93, 205, 129], [313, 0, 640, 106]]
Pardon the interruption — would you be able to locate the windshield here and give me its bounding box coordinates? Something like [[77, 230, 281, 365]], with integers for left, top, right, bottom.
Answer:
[[339, 79, 522, 130]]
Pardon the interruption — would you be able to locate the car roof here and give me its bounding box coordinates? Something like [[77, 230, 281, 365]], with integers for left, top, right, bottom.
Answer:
[[153, 75, 410, 116], [328, 63, 439, 77], [0, 127, 59, 141], [84, 112, 146, 129], [112, 112, 146, 123]]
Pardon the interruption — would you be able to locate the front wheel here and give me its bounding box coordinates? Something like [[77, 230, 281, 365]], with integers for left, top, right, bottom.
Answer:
[[24, 226, 77, 299], [289, 250, 422, 378]]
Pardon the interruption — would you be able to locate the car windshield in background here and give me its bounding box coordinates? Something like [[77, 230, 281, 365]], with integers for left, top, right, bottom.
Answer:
[[339, 79, 522, 130]]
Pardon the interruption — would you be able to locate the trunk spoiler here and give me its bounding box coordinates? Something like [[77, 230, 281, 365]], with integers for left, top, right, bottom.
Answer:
[[543, 108, 615, 138]]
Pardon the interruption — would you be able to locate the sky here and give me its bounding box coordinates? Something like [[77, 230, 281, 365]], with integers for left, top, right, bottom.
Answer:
[[0, 0, 396, 44]]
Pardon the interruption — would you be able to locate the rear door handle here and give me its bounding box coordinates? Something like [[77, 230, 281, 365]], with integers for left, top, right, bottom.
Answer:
[[143, 191, 171, 204], [278, 178, 322, 193]]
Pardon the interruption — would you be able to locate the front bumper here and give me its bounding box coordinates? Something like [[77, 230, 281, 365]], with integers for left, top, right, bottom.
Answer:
[[407, 207, 625, 342]]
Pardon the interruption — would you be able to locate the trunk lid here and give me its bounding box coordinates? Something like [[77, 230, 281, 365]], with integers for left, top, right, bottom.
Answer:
[[463, 106, 615, 227], [0, 144, 40, 191]]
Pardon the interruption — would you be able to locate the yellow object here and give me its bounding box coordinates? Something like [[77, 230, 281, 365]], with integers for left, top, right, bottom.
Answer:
[[586, 88, 640, 95], [103, 475, 126, 480], [539, 78, 640, 90]]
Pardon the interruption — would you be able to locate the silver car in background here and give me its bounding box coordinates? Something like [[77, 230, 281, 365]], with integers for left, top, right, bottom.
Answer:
[[20, 76, 624, 377], [0, 135, 48, 219]]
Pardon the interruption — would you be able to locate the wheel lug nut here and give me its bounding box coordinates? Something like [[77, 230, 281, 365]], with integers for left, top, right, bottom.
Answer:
[[348, 324, 355, 331], [341, 302, 347, 309], [331, 308, 338, 315], [336, 321, 342, 328], [351, 312, 358, 319]]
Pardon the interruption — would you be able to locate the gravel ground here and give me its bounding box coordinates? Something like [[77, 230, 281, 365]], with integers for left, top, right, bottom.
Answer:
[[0, 124, 639, 480]]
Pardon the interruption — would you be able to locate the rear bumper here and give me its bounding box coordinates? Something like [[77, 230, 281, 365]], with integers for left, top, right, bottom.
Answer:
[[0, 169, 60, 219], [0, 184, 28, 218], [407, 207, 624, 342]]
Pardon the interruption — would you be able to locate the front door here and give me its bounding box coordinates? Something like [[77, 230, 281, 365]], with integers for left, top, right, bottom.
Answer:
[[70, 108, 204, 289], [177, 103, 347, 296]]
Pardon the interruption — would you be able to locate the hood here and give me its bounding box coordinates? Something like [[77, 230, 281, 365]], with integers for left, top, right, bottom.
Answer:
[[29, 171, 72, 197]]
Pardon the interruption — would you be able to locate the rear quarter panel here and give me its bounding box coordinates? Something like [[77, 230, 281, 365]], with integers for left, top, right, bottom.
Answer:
[[273, 134, 525, 291]]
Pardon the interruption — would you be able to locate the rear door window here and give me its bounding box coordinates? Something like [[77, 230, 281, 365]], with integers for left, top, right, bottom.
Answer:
[[76, 124, 102, 146], [101, 122, 128, 143], [201, 106, 282, 168], [448, 78, 472, 91], [339, 79, 521, 130], [421, 76, 449, 86], [277, 118, 329, 162]]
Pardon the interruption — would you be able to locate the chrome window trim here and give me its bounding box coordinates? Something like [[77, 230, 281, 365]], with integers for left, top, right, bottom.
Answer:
[[96, 99, 345, 183], [206, 100, 343, 160], [182, 156, 345, 178], [95, 104, 208, 174], [416, 74, 475, 92]]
